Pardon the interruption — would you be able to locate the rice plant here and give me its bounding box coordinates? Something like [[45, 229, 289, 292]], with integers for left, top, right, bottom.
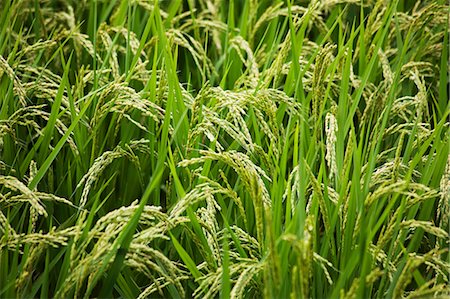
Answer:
[[0, 0, 448, 298]]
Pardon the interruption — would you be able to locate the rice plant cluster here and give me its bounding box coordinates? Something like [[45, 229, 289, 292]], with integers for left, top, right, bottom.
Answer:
[[0, 0, 449, 298]]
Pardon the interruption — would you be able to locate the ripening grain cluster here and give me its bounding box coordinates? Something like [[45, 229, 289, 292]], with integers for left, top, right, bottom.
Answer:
[[0, 0, 449, 298]]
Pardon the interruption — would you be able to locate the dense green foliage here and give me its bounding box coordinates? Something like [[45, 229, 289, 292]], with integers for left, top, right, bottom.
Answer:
[[0, 0, 449, 298]]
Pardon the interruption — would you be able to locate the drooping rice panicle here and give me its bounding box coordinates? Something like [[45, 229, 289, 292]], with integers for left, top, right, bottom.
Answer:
[[0, 0, 448, 297]]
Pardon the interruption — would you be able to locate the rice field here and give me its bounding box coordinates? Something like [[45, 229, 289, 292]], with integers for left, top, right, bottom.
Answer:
[[0, 0, 449, 298]]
